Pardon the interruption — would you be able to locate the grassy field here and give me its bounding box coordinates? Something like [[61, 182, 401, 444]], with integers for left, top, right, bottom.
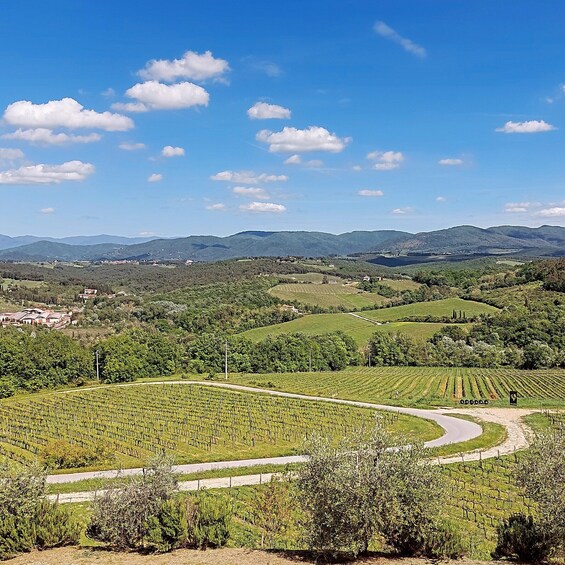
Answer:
[[378, 278, 422, 291], [270, 282, 387, 309], [0, 278, 45, 291], [226, 366, 565, 408], [0, 384, 441, 471], [360, 298, 498, 322], [240, 311, 466, 345]]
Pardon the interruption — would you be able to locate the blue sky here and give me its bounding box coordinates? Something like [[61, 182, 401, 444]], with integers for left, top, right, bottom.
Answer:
[[0, 1, 564, 237]]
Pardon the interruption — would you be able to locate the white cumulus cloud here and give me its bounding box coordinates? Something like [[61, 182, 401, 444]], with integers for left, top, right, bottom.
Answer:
[[439, 158, 464, 166], [240, 201, 286, 213], [367, 150, 404, 170], [210, 170, 287, 184], [0, 160, 94, 185], [536, 207, 565, 217], [206, 203, 226, 211], [232, 186, 270, 200], [374, 21, 427, 58], [358, 190, 384, 197], [247, 102, 291, 120], [40, 207, 55, 214], [119, 142, 146, 150], [3, 128, 101, 145], [436, 196, 446, 202], [148, 173, 163, 182], [139, 50, 229, 82], [124, 81, 209, 111], [496, 120, 556, 134], [256, 126, 350, 153], [161, 145, 185, 157], [3, 98, 133, 131]]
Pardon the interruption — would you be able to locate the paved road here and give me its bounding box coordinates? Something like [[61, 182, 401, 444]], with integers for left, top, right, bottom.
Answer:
[[47, 381, 482, 485]]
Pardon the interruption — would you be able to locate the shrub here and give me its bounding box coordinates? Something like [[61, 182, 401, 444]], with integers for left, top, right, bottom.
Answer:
[[0, 378, 15, 399], [192, 492, 233, 549], [34, 499, 81, 550], [0, 464, 79, 560], [145, 498, 187, 553], [41, 439, 114, 469], [492, 514, 554, 562]]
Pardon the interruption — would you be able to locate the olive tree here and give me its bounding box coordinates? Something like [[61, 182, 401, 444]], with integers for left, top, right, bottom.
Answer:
[[296, 424, 457, 559], [516, 428, 565, 555]]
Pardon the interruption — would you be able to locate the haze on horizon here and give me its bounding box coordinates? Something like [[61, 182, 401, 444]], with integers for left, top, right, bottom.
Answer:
[[0, 1, 564, 239]]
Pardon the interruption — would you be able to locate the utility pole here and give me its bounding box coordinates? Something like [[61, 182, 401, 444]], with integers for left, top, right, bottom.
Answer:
[[224, 340, 228, 380], [95, 350, 100, 382], [368, 351, 371, 367]]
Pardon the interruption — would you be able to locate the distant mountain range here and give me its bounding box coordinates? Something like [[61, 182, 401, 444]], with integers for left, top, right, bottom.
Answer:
[[0, 225, 563, 262]]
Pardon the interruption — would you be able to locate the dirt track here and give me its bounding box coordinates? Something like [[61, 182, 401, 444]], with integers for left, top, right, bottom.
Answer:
[[5, 547, 493, 564]]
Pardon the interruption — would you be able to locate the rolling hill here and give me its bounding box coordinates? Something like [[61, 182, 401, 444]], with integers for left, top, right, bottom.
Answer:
[[0, 225, 563, 262]]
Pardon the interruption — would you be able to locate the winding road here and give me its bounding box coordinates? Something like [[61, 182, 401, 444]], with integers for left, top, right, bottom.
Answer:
[[47, 380, 483, 485]]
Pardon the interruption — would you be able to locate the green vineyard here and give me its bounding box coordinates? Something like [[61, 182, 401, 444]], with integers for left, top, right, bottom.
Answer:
[[0, 384, 439, 470], [230, 366, 565, 407]]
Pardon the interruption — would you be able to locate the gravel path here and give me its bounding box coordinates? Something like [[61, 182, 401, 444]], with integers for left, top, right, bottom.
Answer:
[[437, 407, 535, 465]]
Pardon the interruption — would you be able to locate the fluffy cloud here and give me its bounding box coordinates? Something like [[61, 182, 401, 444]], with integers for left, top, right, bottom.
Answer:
[[358, 189, 384, 197], [232, 186, 269, 200], [374, 21, 426, 58], [284, 154, 301, 165], [0, 160, 94, 185], [239, 201, 286, 213], [536, 207, 565, 217], [206, 203, 226, 211], [496, 120, 556, 133], [367, 150, 404, 170], [3, 128, 101, 145], [119, 142, 146, 150], [40, 207, 55, 214], [148, 173, 163, 182], [392, 207, 413, 215], [0, 148, 24, 160], [210, 170, 287, 184], [504, 201, 536, 213], [439, 158, 463, 166], [3, 98, 133, 131], [123, 81, 209, 111], [436, 196, 446, 202], [139, 50, 229, 82], [247, 102, 291, 120], [256, 126, 351, 153], [161, 145, 185, 157]]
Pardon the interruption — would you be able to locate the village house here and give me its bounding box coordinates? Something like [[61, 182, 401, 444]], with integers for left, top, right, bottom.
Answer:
[[0, 308, 71, 328]]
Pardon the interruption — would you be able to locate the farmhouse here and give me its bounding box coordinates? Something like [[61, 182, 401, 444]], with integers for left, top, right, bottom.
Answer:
[[0, 308, 71, 328], [79, 288, 98, 300]]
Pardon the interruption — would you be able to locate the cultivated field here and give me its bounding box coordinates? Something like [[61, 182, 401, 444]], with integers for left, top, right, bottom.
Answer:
[[229, 366, 565, 407], [240, 312, 467, 345], [360, 298, 498, 322], [378, 278, 422, 291], [0, 384, 440, 470], [270, 282, 387, 309]]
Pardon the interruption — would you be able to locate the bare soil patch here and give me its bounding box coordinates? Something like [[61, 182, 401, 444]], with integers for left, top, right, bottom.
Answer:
[[5, 547, 494, 565]]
